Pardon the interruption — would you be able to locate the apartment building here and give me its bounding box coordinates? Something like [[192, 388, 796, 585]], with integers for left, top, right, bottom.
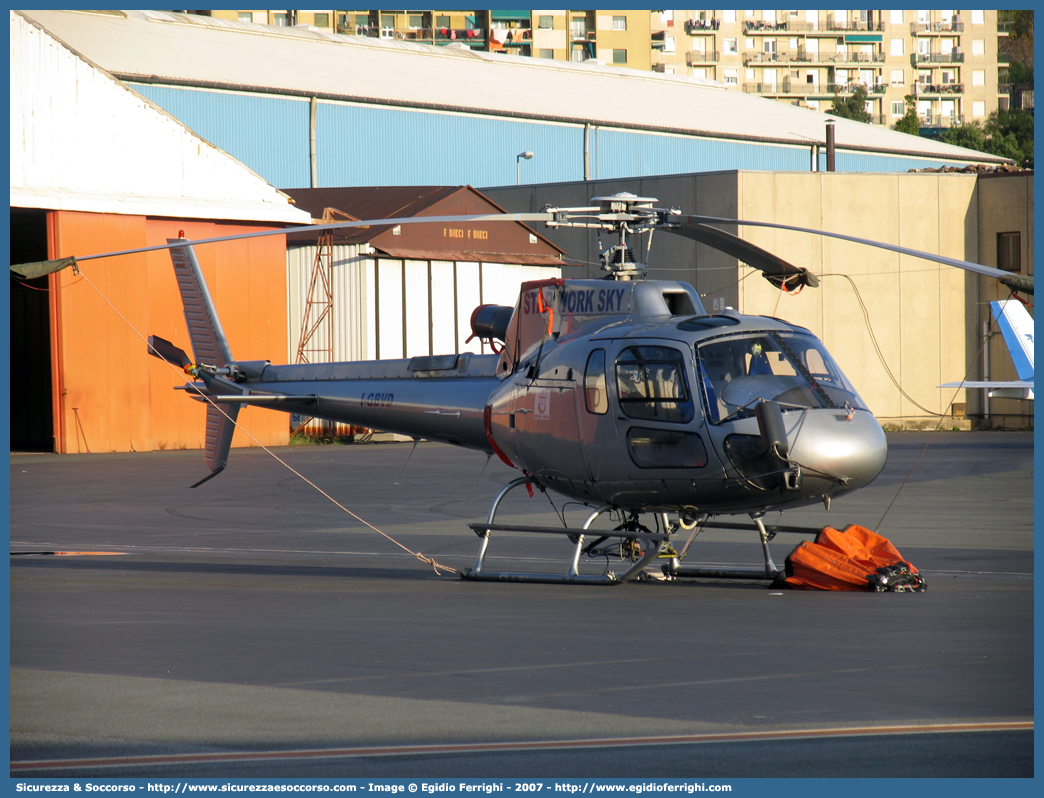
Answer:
[[660, 9, 1008, 133], [204, 10, 1010, 131]]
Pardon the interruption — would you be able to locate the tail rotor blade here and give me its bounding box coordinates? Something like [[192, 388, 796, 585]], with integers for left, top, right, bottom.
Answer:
[[147, 335, 193, 370]]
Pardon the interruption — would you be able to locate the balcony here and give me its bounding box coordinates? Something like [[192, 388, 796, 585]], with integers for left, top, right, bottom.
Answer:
[[686, 51, 720, 65], [910, 21, 965, 34], [919, 113, 965, 128], [824, 18, 884, 32], [683, 18, 720, 34], [999, 83, 1014, 94], [914, 82, 965, 95], [745, 50, 885, 66], [912, 52, 965, 65], [742, 81, 887, 96], [490, 27, 531, 48], [434, 28, 485, 44]]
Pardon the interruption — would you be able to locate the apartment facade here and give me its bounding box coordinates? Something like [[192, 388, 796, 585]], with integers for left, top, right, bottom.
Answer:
[[207, 10, 1010, 132]]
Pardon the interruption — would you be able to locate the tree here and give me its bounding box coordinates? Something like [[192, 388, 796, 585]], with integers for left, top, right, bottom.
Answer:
[[893, 95, 920, 135], [827, 84, 872, 123], [940, 110, 1034, 168]]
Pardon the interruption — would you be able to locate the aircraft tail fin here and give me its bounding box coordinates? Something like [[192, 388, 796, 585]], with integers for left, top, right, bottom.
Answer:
[[165, 241, 241, 487], [168, 240, 234, 368], [992, 300, 1034, 382], [188, 403, 241, 488]]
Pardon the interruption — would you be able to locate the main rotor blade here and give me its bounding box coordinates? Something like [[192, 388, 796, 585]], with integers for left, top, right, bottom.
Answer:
[[667, 221, 818, 290], [671, 214, 1033, 296], [9, 213, 557, 275]]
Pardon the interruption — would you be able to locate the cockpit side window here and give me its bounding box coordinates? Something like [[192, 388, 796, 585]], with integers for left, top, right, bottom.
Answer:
[[615, 345, 694, 424], [584, 349, 608, 415]]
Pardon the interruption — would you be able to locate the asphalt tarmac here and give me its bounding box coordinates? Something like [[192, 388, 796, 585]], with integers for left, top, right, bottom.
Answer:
[[9, 431, 1034, 778]]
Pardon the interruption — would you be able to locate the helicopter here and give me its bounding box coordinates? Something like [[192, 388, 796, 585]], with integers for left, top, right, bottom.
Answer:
[[15, 193, 1032, 586]]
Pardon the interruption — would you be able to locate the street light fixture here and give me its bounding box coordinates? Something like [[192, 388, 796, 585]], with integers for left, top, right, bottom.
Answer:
[[516, 151, 534, 185]]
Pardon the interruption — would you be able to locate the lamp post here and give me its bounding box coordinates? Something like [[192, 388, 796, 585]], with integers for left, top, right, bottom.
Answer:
[[516, 151, 534, 185]]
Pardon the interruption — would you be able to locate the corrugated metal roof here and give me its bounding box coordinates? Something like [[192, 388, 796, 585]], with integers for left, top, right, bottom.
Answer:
[[21, 9, 1007, 165], [10, 11, 312, 223]]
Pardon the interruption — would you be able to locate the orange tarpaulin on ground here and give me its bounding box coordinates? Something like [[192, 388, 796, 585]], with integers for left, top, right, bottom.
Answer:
[[785, 525, 926, 592]]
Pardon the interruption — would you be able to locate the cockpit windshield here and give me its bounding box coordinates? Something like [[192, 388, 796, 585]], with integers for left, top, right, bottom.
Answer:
[[696, 331, 867, 423]]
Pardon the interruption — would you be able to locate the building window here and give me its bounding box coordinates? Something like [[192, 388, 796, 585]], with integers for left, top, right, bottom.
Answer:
[[539, 48, 554, 59], [538, 16, 553, 30], [972, 10, 984, 25], [612, 16, 627, 31], [612, 49, 627, 64], [997, 233, 1021, 272], [723, 68, 738, 85], [274, 13, 289, 27], [890, 38, 904, 56], [314, 13, 329, 29], [692, 67, 707, 78], [891, 100, 905, 116], [972, 70, 985, 86], [891, 69, 905, 85], [436, 16, 450, 29], [408, 15, 424, 30], [238, 12, 253, 23], [890, 10, 904, 24], [724, 10, 736, 23], [972, 100, 986, 117], [972, 39, 985, 56], [724, 38, 737, 55]]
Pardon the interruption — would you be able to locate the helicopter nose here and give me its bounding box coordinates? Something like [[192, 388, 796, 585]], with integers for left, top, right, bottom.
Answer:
[[791, 410, 888, 492]]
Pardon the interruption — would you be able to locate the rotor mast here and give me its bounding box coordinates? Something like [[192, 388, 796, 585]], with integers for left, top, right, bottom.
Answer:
[[543, 192, 677, 281]]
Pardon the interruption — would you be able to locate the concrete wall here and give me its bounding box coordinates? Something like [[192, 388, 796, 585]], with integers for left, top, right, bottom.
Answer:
[[974, 173, 1035, 428], [483, 170, 1026, 428]]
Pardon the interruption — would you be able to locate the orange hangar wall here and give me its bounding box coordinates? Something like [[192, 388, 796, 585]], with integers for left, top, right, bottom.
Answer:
[[48, 211, 290, 454]]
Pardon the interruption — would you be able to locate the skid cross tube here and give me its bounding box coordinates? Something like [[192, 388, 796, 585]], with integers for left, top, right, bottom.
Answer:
[[667, 514, 801, 581], [460, 480, 666, 584]]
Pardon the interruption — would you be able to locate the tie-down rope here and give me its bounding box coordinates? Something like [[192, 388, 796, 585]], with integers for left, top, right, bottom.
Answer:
[[72, 265, 458, 576]]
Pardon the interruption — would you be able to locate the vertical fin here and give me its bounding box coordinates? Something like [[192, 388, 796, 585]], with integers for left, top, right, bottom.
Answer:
[[167, 241, 239, 486], [168, 240, 233, 367], [992, 300, 1034, 382], [189, 403, 241, 488]]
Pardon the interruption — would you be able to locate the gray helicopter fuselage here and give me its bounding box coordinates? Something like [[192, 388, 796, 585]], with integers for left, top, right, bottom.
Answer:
[[483, 307, 887, 516], [221, 278, 887, 519]]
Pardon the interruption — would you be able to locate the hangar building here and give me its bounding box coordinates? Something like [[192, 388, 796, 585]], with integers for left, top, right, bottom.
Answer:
[[19, 10, 1010, 190], [482, 170, 1033, 429], [10, 11, 311, 455]]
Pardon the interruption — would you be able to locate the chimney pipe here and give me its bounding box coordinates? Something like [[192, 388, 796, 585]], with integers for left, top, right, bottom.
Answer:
[[825, 119, 836, 172]]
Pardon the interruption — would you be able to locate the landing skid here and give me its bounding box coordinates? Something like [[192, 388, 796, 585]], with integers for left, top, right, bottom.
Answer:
[[666, 516, 820, 583], [459, 477, 668, 585], [459, 478, 821, 586]]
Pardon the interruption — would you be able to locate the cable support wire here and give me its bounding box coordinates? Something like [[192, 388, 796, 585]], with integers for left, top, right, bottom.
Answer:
[[71, 263, 457, 576], [872, 291, 1006, 534]]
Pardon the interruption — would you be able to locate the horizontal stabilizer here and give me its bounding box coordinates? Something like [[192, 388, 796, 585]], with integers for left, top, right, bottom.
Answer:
[[208, 394, 316, 405]]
